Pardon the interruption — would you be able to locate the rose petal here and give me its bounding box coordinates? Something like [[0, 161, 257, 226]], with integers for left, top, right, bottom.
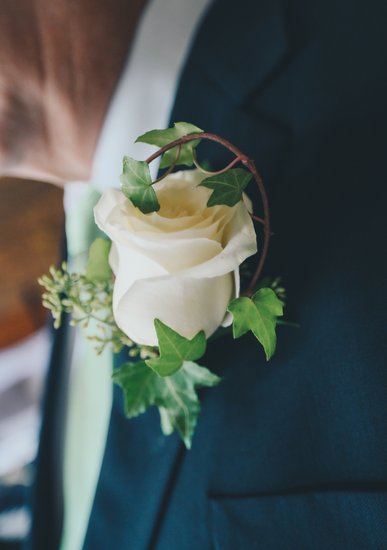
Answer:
[[113, 270, 234, 346], [171, 201, 257, 280], [111, 242, 168, 315]]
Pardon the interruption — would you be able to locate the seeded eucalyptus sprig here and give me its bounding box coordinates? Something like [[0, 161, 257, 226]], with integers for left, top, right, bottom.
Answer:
[[39, 240, 155, 360], [39, 264, 126, 355]]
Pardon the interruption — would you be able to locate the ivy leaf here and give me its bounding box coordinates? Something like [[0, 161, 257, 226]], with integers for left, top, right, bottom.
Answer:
[[120, 156, 160, 214], [85, 238, 112, 282], [159, 361, 221, 448], [146, 319, 207, 377], [113, 360, 221, 448], [227, 288, 284, 360], [113, 361, 159, 418], [200, 168, 252, 207], [136, 121, 203, 169]]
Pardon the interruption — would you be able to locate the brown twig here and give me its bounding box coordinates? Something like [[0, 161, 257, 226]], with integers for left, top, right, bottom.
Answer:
[[250, 213, 265, 225], [192, 149, 243, 176], [145, 132, 271, 296]]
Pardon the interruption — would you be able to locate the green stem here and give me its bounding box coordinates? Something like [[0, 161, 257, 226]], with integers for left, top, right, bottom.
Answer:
[[76, 312, 114, 327], [153, 145, 181, 184]]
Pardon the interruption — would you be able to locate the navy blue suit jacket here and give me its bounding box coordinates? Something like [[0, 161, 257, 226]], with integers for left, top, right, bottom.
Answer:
[[30, 0, 387, 548]]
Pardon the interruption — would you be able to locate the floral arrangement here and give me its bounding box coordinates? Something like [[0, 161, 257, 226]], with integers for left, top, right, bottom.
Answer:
[[40, 122, 286, 448]]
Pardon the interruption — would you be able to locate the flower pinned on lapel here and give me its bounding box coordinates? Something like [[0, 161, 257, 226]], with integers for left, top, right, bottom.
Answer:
[[94, 169, 257, 347], [40, 122, 287, 448]]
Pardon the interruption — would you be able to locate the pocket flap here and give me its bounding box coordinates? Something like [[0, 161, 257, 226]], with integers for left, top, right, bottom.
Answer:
[[209, 490, 387, 549]]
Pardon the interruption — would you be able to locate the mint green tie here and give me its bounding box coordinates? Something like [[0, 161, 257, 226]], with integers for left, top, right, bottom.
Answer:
[[60, 187, 113, 550]]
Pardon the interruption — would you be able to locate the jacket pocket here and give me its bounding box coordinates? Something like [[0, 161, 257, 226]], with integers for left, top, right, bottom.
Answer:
[[209, 489, 387, 550]]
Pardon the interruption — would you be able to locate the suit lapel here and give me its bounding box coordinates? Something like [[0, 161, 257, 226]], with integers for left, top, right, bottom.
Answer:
[[171, 0, 292, 178], [186, 0, 290, 103]]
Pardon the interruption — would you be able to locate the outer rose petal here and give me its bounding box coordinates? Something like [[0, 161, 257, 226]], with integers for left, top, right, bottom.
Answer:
[[94, 187, 127, 241], [113, 269, 234, 346], [110, 242, 168, 315]]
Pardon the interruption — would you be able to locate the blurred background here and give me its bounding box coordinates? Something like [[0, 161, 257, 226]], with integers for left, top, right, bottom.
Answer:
[[0, 178, 63, 543]]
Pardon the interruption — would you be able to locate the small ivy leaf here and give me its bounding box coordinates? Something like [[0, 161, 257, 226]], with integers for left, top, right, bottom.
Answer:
[[146, 319, 207, 377], [120, 156, 160, 214], [113, 360, 221, 449], [85, 238, 112, 282], [200, 168, 252, 207], [136, 121, 203, 169], [113, 361, 159, 418], [227, 288, 284, 360], [158, 361, 221, 448]]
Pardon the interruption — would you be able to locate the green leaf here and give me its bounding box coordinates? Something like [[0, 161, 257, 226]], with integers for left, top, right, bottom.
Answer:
[[136, 121, 203, 169], [120, 156, 160, 214], [85, 238, 112, 282], [113, 361, 159, 418], [159, 361, 221, 448], [113, 360, 221, 448], [200, 168, 252, 207], [227, 288, 284, 360], [146, 319, 207, 377]]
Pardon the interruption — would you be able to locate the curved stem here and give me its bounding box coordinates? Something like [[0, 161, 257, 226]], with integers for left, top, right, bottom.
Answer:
[[145, 132, 249, 165], [192, 149, 243, 176], [145, 132, 271, 295], [244, 160, 271, 294], [153, 145, 181, 184]]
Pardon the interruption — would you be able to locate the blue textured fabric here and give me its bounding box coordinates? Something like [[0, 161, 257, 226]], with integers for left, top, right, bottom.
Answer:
[[31, 0, 387, 548], [209, 491, 387, 549]]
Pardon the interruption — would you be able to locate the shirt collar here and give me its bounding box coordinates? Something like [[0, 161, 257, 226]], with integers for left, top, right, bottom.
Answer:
[[90, 0, 212, 191]]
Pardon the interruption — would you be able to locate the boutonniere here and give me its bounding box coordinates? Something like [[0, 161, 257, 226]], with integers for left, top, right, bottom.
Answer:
[[40, 122, 287, 448]]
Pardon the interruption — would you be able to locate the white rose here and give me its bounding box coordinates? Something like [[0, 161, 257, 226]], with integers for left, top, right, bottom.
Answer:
[[94, 169, 257, 346]]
